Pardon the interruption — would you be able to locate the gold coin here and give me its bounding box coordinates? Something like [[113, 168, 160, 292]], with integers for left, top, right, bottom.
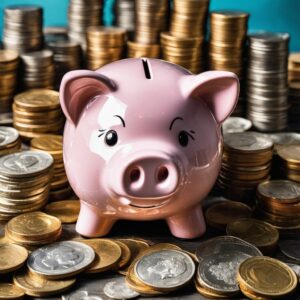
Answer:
[[13, 270, 76, 297], [0, 50, 19, 63], [113, 240, 132, 269], [237, 256, 298, 298], [31, 135, 63, 153], [278, 145, 300, 163], [194, 279, 228, 299], [0, 283, 24, 300], [0, 244, 28, 273], [44, 200, 80, 224], [78, 239, 122, 273]]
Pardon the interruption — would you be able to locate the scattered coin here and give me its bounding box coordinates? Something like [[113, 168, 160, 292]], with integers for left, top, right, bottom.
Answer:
[[103, 277, 140, 299], [0, 283, 24, 300], [279, 239, 300, 261]]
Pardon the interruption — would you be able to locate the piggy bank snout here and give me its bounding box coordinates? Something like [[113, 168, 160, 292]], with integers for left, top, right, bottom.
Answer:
[[122, 156, 179, 199]]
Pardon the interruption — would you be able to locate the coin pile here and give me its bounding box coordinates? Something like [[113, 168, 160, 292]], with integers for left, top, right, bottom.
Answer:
[[277, 145, 300, 183], [86, 26, 126, 70], [44, 26, 68, 43], [127, 41, 161, 58], [247, 32, 290, 132], [288, 52, 300, 83], [46, 41, 82, 90], [0, 126, 21, 156], [218, 132, 274, 203], [3, 6, 43, 53], [114, 0, 135, 39], [194, 236, 262, 298], [237, 256, 298, 299], [288, 82, 300, 130], [0, 50, 19, 113], [20, 50, 55, 90], [31, 135, 72, 200], [68, 0, 103, 50], [256, 180, 300, 234], [222, 117, 252, 134], [0, 151, 53, 221], [13, 89, 64, 140], [135, 0, 169, 45], [160, 32, 204, 73]]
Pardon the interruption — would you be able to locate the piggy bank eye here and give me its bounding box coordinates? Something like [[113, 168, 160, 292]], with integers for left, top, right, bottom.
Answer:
[[178, 131, 189, 147], [105, 130, 118, 146]]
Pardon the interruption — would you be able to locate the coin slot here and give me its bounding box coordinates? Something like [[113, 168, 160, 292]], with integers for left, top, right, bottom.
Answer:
[[142, 58, 152, 79]]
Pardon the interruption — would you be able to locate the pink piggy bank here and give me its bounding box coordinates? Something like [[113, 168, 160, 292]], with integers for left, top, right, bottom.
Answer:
[[60, 58, 239, 239]]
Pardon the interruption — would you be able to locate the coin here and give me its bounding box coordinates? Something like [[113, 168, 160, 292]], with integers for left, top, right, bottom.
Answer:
[[0, 243, 28, 273], [269, 132, 300, 146], [78, 239, 122, 273], [27, 241, 95, 279], [222, 117, 252, 134], [103, 277, 140, 299], [134, 249, 195, 291], [226, 218, 279, 254], [113, 240, 131, 269], [0, 283, 24, 299], [194, 278, 228, 299], [237, 256, 297, 298], [279, 239, 300, 261]]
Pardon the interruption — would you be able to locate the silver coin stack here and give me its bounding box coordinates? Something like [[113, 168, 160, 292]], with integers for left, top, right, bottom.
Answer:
[[246, 32, 290, 132], [68, 0, 103, 51], [3, 6, 43, 53], [46, 41, 82, 90], [114, 0, 135, 39], [20, 50, 55, 90]]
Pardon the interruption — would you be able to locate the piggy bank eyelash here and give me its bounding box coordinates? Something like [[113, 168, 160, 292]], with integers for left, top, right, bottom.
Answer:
[[98, 129, 106, 138]]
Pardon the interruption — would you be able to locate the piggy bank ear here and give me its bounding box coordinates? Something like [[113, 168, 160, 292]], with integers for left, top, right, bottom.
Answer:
[[180, 71, 239, 123], [60, 70, 116, 125]]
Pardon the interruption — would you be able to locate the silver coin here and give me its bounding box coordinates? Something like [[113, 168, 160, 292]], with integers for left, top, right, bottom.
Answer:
[[222, 117, 252, 134], [0, 126, 19, 147], [0, 150, 53, 178], [134, 249, 195, 290], [103, 277, 140, 299], [279, 240, 300, 262], [62, 290, 103, 300], [286, 263, 300, 278], [269, 132, 300, 145], [197, 251, 251, 294], [195, 236, 262, 261], [27, 241, 95, 279]]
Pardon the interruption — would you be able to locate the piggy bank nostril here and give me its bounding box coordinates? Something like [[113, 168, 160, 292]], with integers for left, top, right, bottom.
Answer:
[[157, 166, 169, 183], [130, 168, 141, 183]]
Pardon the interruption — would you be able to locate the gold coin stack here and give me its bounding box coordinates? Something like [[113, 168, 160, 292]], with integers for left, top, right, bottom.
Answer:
[[288, 82, 300, 131], [13, 89, 64, 140], [0, 50, 19, 113], [0, 126, 21, 156], [20, 50, 55, 90], [86, 26, 126, 70], [3, 6, 43, 53], [218, 132, 274, 204], [256, 180, 300, 234], [277, 145, 300, 183], [68, 0, 103, 51], [31, 135, 72, 200], [5, 212, 62, 248], [288, 53, 300, 83], [127, 41, 161, 58], [135, 0, 169, 45]]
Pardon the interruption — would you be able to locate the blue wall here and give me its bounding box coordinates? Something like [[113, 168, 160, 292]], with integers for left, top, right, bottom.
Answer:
[[0, 0, 299, 51]]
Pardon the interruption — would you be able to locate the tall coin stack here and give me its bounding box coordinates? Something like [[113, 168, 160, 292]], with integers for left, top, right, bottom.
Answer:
[[0, 50, 19, 113], [218, 132, 274, 204], [20, 50, 55, 90], [288, 53, 300, 83], [288, 82, 300, 130], [3, 6, 43, 53], [31, 135, 72, 201], [13, 89, 64, 140], [247, 32, 290, 132], [68, 0, 103, 51], [209, 11, 249, 116], [46, 41, 82, 90], [0, 151, 53, 221], [114, 0, 135, 39], [86, 27, 126, 70]]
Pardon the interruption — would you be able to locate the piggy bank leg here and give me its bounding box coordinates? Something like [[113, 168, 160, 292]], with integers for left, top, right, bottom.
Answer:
[[166, 205, 206, 239], [76, 201, 116, 237]]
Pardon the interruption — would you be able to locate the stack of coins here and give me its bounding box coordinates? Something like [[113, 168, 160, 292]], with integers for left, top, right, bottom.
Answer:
[[0, 151, 53, 221], [135, 0, 169, 45], [0, 50, 19, 113], [160, 32, 204, 73], [218, 132, 274, 203], [256, 180, 300, 234], [277, 145, 300, 183], [288, 53, 300, 83], [247, 32, 290, 132], [237, 257, 297, 299], [3, 6, 43, 53], [0, 126, 21, 156], [31, 135, 72, 200], [46, 41, 82, 90], [114, 0, 135, 39], [86, 26, 126, 70], [13, 89, 64, 140], [288, 82, 300, 130], [20, 50, 55, 90], [68, 0, 103, 50], [5, 212, 61, 247], [127, 41, 160, 58]]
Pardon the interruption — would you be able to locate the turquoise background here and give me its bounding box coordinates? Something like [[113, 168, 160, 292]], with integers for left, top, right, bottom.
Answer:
[[0, 0, 299, 51]]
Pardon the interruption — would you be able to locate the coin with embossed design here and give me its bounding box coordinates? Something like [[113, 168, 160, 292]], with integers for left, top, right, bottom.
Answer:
[[104, 277, 140, 299]]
